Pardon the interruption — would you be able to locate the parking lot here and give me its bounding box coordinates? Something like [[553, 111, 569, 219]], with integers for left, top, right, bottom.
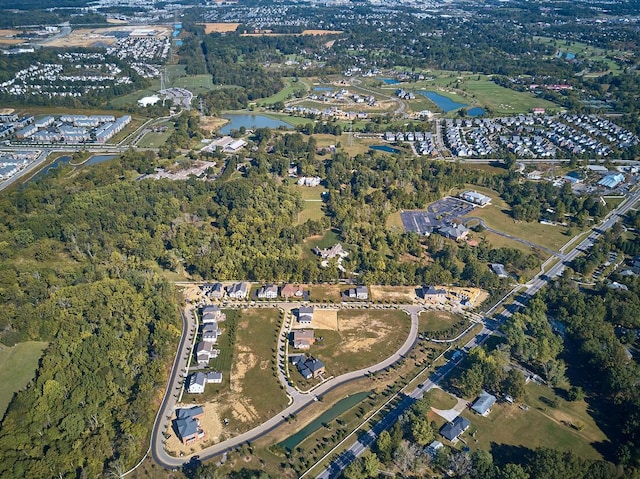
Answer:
[[401, 197, 475, 235]]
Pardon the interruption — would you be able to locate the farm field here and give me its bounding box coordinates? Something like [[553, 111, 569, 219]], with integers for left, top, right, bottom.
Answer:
[[200, 23, 241, 34], [0, 341, 48, 417], [309, 309, 411, 377]]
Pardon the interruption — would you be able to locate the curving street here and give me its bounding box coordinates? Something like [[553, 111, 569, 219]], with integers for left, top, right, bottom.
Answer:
[[150, 303, 423, 469]]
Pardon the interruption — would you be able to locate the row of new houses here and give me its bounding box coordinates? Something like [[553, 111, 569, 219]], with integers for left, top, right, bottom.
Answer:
[[13, 114, 131, 144], [200, 282, 306, 300]]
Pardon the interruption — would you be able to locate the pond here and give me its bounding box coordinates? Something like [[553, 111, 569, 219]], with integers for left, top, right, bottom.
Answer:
[[467, 107, 486, 117], [370, 145, 401, 154], [278, 391, 372, 451], [84, 154, 118, 166], [29, 154, 119, 183], [219, 114, 291, 135], [417, 91, 467, 112], [313, 86, 334, 92], [378, 78, 400, 85]]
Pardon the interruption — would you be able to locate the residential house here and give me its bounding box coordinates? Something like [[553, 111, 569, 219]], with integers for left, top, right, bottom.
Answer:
[[174, 406, 205, 445], [292, 329, 315, 349], [471, 390, 497, 416], [438, 223, 470, 241], [202, 305, 225, 323], [297, 306, 314, 325], [420, 286, 447, 303], [313, 243, 348, 260], [346, 285, 369, 300], [196, 341, 219, 365], [490, 263, 509, 278], [188, 371, 223, 394], [257, 284, 279, 299], [290, 355, 325, 379], [227, 282, 249, 299], [440, 416, 471, 442], [281, 284, 304, 299], [427, 440, 444, 457], [202, 322, 220, 342], [202, 283, 224, 299]]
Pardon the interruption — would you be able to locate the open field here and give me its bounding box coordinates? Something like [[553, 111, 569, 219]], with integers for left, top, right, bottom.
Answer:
[[311, 309, 410, 377], [309, 309, 338, 330], [173, 75, 214, 94], [459, 382, 606, 460], [306, 283, 343, 302], [297, 200, 325, 224], [458, 78, 558, 114], [419, 310, 462, 333], [0, 341, 48, 417], [109, 79, 161, 108], [369, 285, 417, 303], [457, 185, 573, 251], [534, 36, 626, 75], [258, 78, 303, 105], [201, 23, 241, 34], [137, 123, 174, 148]]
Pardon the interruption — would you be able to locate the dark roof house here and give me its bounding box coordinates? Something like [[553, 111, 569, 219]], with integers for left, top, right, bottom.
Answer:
[[440, 416, 471, 442]]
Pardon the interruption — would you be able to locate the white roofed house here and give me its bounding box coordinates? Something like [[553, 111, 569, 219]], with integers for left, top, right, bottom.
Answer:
[[202, 304, 225, 323], [202, 322, 221, 342], [187, 371, 223, 394], [227, 282, 249, 299], [196, 341, 219, 365], [257, 284, 278, 299]]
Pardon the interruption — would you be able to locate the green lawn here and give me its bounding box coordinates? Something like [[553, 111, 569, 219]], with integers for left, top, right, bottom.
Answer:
[[137, 123, 175, 148], [459, 382, 607, 461], [458, 78, 558, 114], [0, 341, 48, 417], [427, 388, 458, 410], [302, 229, 342, 260], [173, 75, 214, 95], [310, 309, 411, 377], [297, 201, 325, 224], [419, 310, 462, 333], [458, 185, 574, 251], [110, 80, 161, 108], [259, 78, 306, 105]]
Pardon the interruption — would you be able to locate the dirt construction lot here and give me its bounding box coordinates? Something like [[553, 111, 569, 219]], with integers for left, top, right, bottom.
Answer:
[[291, 308, 338, 331], [369, 285, 418, 303], [164, 403, 223, 456], [201, 23, 241, 34]]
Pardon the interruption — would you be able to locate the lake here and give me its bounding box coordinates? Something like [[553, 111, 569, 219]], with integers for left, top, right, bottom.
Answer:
[[278, 391, 371, 451], [219, 114, 291, 135], [378, 78, 400, 85], [467, 107, 486, 117], [313, 86, 334, 92], [84, 154, 118, 166], [417, 91, 467, 112], [370, 145, 401, 154]]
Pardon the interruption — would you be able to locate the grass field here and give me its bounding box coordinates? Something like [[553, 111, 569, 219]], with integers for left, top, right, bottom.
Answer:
[[173, 75, 214, 95], [386, 211, 404, 230], [428, 387, 458, 410], [419, 310, 462, 332], [306, 283, 343, 302], [457, 185, 573, 251], [459, 381, 606, 460], [311, 309, 411, 377], [302, 229, 342, 260], [458, 78, 558, 114], [0, 341, 48, 417], [534, 36, 625, 75], [110, 80, 161, 108], [231, 308, 288, 423], [137, 123, 174, 148]]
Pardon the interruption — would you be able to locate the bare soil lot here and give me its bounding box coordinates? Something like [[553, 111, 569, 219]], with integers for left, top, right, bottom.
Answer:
[[369, 285, 418, 303], [201, 23, 241, 34]]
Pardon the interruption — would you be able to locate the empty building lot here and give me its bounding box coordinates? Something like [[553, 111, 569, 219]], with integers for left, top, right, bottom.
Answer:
[[401, 197, 475, 235]]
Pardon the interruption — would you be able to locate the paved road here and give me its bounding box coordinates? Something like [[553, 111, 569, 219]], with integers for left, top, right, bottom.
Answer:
[[314, 188, 640, 479], [150, 304, 423, 469], [150, 307, 197, 466]]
